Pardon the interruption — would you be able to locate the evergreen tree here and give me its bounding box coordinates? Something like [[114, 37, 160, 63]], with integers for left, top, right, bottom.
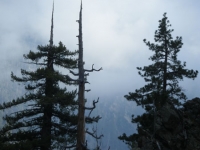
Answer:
[[119, 13, 198, 148], [0, 4, 78, 150]]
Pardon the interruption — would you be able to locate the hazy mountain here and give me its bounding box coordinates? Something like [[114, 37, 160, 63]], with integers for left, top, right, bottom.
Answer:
[[86, 96, 143, 150]]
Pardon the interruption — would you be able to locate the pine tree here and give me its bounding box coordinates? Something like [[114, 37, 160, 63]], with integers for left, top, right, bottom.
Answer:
[[119, 13, 198, 148], [0, 3, 78, 150]]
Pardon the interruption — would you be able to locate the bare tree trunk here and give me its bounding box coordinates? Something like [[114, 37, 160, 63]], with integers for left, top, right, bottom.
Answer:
[[76, 2, 86, 150], [75, 2, 102, 149]]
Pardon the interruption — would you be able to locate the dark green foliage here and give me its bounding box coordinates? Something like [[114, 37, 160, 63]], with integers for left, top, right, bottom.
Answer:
[[119, 13, 198, 148], [0, 42, 78, 149], [118, 133, 138, 149]]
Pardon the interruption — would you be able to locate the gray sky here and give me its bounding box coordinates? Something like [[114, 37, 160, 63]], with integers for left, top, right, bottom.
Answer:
[[0, 0, 200, 102]]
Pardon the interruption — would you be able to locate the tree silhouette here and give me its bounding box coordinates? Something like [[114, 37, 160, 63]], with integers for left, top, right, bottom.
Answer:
[[119, 13, 198, 149], [0, 3, 78, 149], [69, 1, 103, 149]]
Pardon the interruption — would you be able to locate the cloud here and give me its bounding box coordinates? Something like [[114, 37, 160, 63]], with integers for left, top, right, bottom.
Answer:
[[0, 0, 200, 100]]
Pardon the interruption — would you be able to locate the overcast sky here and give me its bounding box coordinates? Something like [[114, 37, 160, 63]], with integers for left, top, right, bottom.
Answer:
[[1, 0, 200, 103]]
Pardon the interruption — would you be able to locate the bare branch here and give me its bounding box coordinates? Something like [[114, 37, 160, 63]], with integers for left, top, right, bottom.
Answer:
[[84, 81, 90, 84], [85, 98, 99, 110], [85, 89, 91, 92], [86, 128, 104, 140], [85, 116, 102, 123], [85, 98, 99, 118], [84, 64, 102, 72]]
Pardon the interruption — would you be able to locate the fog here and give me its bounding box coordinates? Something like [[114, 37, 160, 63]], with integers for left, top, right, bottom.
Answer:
[[0, 0, 200, 126]]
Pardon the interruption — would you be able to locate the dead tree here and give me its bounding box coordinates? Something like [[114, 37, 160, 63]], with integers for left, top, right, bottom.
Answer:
[[69, 1, 103, 149]]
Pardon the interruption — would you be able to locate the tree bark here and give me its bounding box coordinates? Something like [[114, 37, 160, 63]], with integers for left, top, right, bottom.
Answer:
[[77, 2, 86, 150]]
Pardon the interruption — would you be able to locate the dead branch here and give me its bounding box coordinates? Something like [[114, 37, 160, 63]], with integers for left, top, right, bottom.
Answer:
[[84, 73, 89, 76], [84, 81, 90, 84], [85, 116, 102, 123], [84, 98, 99, 110], [86, 128, 104, 140], [85, 89, 91, 92], [84, 64, 102, 72], [85, 98, 99, 118]]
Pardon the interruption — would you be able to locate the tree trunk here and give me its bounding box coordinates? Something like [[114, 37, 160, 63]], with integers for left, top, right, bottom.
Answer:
[[77, 2, 86, 149], [41, 5, 54, 149], [163, 35, 168, 105]]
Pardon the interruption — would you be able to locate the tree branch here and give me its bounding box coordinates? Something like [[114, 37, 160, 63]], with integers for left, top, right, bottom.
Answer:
[[86, 128, 104, 140], [23, 62, 46, 66], [65, 75, 78, 81], [85, 89, 91, 92], [84, 81, 90, 84], [85, 116, 102, 123], [84, 64, 102, 72], [85, 98, 99, 116], [69, 70, 79, 76]]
